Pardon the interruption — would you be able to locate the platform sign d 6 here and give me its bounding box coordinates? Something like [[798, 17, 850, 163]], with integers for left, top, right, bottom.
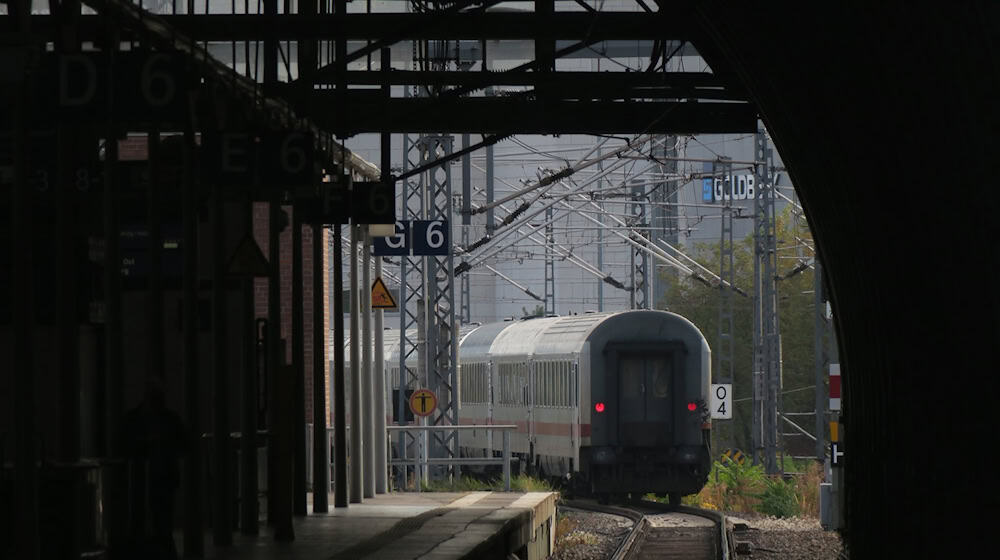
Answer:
[[710, 384, 732, 419]]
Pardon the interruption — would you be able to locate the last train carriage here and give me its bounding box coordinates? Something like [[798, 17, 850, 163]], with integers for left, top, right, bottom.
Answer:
[[382, 310, 712, 503]]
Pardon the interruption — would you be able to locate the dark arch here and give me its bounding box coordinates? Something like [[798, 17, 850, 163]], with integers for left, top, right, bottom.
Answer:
[[694, 3, 999, 556]]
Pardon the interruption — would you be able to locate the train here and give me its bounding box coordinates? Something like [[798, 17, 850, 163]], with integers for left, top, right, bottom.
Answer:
[[377, 309, 713, 504]]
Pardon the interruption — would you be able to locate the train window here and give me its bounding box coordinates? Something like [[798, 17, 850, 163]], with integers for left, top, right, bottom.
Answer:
[[498, 362, 527, 405], [534, 362, 546, 406], [543, 363, 549, 407], [621, 357, 644, 399], [557, 364, 564, 406], [562, 363, 569, 406], [545, 363, 552, 406], [572, 366, 578, 407], [563, 362, 570, 406], [650, 357, 671, 399]]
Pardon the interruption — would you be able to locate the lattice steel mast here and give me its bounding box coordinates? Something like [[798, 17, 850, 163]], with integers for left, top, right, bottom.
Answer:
[[752, 127, 782, 474], [716, 157, 735, 452]]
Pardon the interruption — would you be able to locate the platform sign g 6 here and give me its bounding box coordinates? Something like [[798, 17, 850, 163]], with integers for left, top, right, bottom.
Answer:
[[372, 219, 449, 256], [710, 384, 732, 419]]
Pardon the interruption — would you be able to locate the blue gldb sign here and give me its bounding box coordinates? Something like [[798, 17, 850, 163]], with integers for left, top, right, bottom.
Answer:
[[372, 220, 449, 256]]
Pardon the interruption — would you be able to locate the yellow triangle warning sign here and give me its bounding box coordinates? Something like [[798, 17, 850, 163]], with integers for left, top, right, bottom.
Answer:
[[371, 277, 397, 309], [227, 234, 270, 277]]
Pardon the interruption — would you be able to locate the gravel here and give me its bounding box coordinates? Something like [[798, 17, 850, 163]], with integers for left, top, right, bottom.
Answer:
[[551, 507, 843, 560], [725, 511, 843, 560], [552, 508, 633, 560]]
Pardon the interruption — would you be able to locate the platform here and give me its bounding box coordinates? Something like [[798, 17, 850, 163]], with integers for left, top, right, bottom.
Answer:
[[199, 491, 557, 560]]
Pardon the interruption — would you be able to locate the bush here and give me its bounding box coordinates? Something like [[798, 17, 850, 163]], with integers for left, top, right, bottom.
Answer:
[[648, 456, 824, 518], [791, 460, 824, 518], [757, 477, 801, 518], [715, 456, 767, 511], [418, 474, 553, 493], [509, 473, 554, 492]]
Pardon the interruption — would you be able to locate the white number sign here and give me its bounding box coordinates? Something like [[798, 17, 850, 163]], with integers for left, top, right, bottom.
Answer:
[[710, 384, 732, 419]]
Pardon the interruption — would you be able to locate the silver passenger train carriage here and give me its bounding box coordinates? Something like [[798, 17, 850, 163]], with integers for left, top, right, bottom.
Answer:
[[374, 309, 713, 502]]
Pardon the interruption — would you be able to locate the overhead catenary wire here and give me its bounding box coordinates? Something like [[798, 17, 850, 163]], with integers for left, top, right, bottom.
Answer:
[[466, 134, 655, 216], [460, 155, 647, 271], [548, 176, 748, 296], [457, 163, 629, 289], [463, 152, 743, 294]]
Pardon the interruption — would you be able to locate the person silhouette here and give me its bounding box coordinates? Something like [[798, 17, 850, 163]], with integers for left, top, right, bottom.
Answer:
[[122, 377, 188, 560]]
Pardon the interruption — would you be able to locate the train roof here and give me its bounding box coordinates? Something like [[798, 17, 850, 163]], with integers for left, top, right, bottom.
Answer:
[[335, 310, 706, 365], [462, 310, 705, 359]]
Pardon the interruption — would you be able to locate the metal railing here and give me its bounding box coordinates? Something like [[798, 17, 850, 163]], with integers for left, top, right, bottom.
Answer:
[[387, 425, 517, 492]]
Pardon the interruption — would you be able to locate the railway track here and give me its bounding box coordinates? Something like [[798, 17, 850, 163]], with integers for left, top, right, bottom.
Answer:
[[561, 499, 734, 560]]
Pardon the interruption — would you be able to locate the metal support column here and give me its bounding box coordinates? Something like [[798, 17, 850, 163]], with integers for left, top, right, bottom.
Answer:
[[716, 158, 735, 451], [148, 130, 164, 384], [397, 129, 421, 488], [332, 224, 348, 507], [420, 136, 458, 472], [375, 125, 391, 494], [350, 223, 363, 502], [651, 135, 678, 309], [752, 128, 781, 474], [10, 24, 40, 557], [240, 198, 259, 535], [362, 232, 375, 498], [814, 259, 827, 461], [292, 210, 307, 515], [267, 198, 282, 521], [460, 133, 472, 324], [630, 179, 650, 310], [56, 124, 81, 464], [544, 205, 556, 316], [211, 181, 232, 544], [312, 223, 329, 512], [596, 148, 604, 312], [180, 126, 204, 556]]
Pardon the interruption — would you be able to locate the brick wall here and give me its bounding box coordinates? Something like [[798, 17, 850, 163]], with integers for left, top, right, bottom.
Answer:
[[116, 135, 329, 428], [252, 203, 330, 428]]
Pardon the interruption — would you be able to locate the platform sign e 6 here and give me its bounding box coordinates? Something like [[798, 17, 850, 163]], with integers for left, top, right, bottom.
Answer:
[[710, 384, 732, 419]]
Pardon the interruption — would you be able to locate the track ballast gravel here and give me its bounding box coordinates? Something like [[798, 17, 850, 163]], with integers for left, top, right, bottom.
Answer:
[[552, 506, 843, 560]]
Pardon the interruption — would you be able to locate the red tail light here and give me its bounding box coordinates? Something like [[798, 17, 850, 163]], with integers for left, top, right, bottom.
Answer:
[[687, 402, 697, 411], [595, 402, 605, 413]]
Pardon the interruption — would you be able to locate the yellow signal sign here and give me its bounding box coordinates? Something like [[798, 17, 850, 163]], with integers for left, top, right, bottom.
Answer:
[[409, 389, 437, 417], [829, 420, 839, 443], [371, 277, 397, 309], [721, 448, 745, 465]]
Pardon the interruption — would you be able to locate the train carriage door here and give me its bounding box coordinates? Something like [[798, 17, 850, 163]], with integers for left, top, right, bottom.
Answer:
[[526, 360, 535, 448], [487, 360, 494, 451], [618, 352, 674, 447]]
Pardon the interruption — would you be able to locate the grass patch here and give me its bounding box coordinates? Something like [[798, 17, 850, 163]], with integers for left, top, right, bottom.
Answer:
[[663, 456, 826, 517], [418, 474, 554, 494]]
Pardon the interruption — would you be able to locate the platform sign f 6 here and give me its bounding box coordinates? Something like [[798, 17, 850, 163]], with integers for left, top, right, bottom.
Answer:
[[710, 384, 732, 419]]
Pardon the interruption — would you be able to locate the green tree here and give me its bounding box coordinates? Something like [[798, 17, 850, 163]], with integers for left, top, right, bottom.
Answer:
[[521, 304, 544, 318], [658, 207, 818, 460]]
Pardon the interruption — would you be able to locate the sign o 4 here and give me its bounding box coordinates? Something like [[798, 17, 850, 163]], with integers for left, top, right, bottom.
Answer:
[[710, 383, 732, 420]]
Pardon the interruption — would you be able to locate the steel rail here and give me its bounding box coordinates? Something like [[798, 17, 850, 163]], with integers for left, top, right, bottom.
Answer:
[[636, 499, 733, 560], [560, 500, 648, 560]]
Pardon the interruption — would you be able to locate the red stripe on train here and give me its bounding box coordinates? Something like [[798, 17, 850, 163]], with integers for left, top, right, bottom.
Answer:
[[458, 417, 592, 438]]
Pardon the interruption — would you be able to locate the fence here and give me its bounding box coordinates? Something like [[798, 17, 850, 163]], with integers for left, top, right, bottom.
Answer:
[[387, 425, 517, 492]]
